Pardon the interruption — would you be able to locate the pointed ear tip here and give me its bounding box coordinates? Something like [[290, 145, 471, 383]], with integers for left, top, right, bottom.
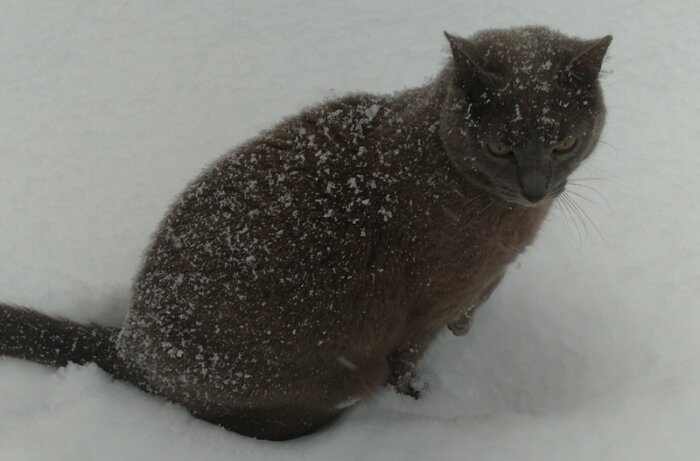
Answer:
[[600, 35, 613, 46], [443, 31, 454, 40]]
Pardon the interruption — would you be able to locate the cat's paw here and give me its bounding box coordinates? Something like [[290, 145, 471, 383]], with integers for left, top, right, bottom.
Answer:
[[447, 311, 473, 336], [393, 379, 422, 399], [391, 372, 428, 399]]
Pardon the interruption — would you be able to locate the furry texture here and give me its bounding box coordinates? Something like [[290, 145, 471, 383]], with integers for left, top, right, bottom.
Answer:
[[0, 26, 610, 440]]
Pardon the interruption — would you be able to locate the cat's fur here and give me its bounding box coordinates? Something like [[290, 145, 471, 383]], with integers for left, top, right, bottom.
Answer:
[[0, 26, 611, 440]]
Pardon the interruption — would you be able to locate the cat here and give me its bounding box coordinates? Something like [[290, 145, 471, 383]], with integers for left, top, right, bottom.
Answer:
[[0, 26, 611, 440]]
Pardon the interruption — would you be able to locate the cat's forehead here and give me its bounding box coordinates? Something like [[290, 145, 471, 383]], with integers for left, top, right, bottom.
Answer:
[[471, 29, 589, 142], [474, 28, 575, 84], [476, 78, 590, 145]]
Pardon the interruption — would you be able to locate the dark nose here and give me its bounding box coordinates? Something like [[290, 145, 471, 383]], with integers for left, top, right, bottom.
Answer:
[[520, 172, 548, 203]]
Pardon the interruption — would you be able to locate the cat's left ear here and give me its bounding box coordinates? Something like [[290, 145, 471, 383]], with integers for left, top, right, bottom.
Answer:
[[444, 32, 497, 88], [564, 35, 613, 85]]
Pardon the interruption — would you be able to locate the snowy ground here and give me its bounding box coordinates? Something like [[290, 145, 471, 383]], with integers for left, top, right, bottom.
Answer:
[[1, 1, 699, 459]]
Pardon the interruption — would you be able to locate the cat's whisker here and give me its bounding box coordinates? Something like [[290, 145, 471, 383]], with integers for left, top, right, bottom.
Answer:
[[568, 176, 608, 182], [553, 200, 574, 238], [563, 192, 607, 246], [570, 175, 627, 190], [557, 194, 584, 243], [597, 139, 618, 151], [574, 176, 630, 194], [565, 194, 594, 244], [564, 188, 606, 211], [566, 194, 592, 245], [476, 198, 496, 216], [461, 193, 485, 208], [567, 179, 612, 208], [459, 193, 490, 217], [573, 200, 607, 245]]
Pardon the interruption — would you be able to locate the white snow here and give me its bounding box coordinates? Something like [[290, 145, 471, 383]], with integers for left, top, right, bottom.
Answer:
[[1, 0, 700, 460]]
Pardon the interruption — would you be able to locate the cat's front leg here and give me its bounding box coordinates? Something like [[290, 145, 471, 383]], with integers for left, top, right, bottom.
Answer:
[[448, 273, 505, 336], [447, 307, 475, 336]]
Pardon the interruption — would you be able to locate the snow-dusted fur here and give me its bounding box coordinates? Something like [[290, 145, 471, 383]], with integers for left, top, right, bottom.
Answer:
[[0, 27, 610, 440]]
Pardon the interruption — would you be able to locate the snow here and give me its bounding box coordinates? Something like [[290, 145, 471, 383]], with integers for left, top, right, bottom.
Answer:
[[1, 0, 699, 459]]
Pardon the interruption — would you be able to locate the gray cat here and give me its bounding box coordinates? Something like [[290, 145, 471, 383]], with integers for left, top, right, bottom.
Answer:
[[0, 26, 611, 440]]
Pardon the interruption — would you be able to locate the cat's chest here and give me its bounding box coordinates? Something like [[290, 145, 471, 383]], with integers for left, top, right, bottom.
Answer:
[[400, 193, 548, 302]]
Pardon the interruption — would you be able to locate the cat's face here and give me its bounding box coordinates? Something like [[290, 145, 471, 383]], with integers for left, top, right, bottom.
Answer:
[[439, 27, 611, 206]]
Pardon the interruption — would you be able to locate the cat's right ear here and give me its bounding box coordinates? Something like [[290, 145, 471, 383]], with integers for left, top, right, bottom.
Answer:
[[562, 35, 613, 86], [444, 32, 491, 88]]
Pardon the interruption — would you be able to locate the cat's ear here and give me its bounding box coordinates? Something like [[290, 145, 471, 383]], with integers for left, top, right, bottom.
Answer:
[[444, 32, 494, 87], [563, 35, 613, 86]]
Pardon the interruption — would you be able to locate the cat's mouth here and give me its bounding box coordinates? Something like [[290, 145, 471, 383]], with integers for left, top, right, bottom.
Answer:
[[493, 181, 566, 208], [552, 181, 567, 198]]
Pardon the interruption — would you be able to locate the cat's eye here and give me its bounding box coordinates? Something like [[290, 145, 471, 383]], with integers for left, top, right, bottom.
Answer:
[[552, 138, 577, 153], [486, 142, 513, 156]]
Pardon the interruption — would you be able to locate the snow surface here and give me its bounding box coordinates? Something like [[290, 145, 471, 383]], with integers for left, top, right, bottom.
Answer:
[[1, 0, 700, 459]]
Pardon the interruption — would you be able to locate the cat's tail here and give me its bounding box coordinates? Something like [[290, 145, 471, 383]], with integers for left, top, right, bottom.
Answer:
[[0, 303, 132, 381]]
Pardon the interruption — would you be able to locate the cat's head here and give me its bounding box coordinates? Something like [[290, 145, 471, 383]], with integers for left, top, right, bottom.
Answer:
[[439, 26, 611, 206]]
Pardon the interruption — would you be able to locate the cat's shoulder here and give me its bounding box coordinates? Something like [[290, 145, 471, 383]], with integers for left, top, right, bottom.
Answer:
[[274, 92, 392, 143]]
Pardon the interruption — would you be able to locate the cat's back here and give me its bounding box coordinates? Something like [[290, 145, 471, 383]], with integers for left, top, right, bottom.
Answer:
[[118, 92, 404, 390], [139, 92, 393, 285]]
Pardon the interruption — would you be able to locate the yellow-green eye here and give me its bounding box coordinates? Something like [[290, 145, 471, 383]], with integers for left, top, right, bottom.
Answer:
[[486, 142, 513, 156], [553, 138, 577, 153]]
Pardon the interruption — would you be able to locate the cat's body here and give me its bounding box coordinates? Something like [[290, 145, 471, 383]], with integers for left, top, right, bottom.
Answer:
[[0, 26, 611, 440]]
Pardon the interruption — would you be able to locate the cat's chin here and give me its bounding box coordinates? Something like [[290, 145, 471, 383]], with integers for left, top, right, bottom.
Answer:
[[492, 189, 557, 208], [504, 196, 553, 208]]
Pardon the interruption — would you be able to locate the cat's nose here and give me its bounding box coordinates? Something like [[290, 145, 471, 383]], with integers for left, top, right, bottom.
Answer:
[[520, 172, 548, 203]]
